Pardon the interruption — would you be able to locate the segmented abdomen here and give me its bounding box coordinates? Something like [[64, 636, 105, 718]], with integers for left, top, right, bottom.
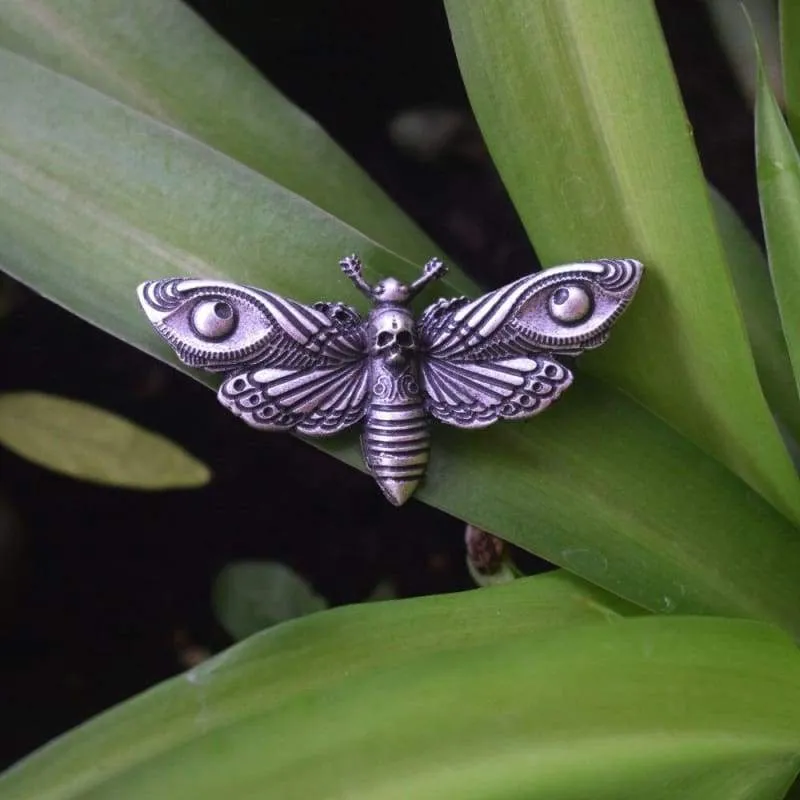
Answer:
[[363, 401, 430, 505]]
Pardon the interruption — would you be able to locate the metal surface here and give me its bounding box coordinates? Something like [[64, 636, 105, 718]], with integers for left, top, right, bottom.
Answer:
[[138, 255, 643, 505]]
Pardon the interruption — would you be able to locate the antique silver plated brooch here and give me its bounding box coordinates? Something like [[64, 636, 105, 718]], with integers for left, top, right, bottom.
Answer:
[[138, 255, 642, 505]]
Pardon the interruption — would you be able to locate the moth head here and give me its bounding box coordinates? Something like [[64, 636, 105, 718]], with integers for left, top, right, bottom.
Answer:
[[372, 277, 411, 304], [371, 308, 415, 370], [137, 278, 280, 370], [516, 259, 643, 352]]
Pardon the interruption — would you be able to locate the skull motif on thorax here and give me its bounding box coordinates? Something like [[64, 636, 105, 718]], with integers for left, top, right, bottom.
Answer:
[[370, 308, 416, 371]]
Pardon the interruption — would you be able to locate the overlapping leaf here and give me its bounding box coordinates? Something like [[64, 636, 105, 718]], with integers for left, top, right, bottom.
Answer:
[[709, 186, 800, 440], [1, 50, 800, 631], [756, 45, 800, 402], [444, 0, 800, 522]]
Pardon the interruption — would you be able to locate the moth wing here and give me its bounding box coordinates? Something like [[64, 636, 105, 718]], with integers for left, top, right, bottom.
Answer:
[[137, 277, 369, 435], [420, 355, 572, 428], [417, 259, 642, 428], [137, 277, 365, 371], [219, 359, 370, 436], [418, 259, 642, 362]]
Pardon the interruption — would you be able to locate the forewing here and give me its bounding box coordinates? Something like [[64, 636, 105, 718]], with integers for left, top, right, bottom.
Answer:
[[417, 259, 641, 428], [421, 355, 573, 428], [137, 278, 365, 371], [418, 259, 643, 361], [137, 278, 369, 435]]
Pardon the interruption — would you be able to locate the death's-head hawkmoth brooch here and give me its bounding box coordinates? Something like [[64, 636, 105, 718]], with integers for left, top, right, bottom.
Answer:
[[138, 255, 642, 505]]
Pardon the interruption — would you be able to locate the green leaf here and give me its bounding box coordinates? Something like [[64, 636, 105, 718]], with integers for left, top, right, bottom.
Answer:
[[3, 50, 800, 632], [212, 561, 328, 641], [756, 46, 800, 405], [0, 392, 209, 489], [444, 0, 800, 523], [709, 185, 800, 441], [4, 600, 800, 799], [2, 573, 640, 796], [781, 0, 800, 144], [0, 0, 440, 266], [705, 0, 782, 107]]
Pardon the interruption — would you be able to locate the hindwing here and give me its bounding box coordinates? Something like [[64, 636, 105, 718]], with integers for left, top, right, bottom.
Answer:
[[420, 356, 572, 428], [137, 278, 369, 436]]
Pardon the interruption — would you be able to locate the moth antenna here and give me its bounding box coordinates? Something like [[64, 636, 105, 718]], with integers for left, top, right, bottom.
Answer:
[[339, 254, 374, 299], [408, 257, 448, 299]]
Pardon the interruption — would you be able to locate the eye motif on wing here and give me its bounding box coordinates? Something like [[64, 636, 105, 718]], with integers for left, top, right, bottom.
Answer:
[[138, 257, 642, 505]]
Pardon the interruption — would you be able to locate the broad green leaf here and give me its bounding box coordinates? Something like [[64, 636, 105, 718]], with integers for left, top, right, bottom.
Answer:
[[1, 572, 641, 797], [756, 51, 800, 403], [4, 610, 800, 799], [444, 0, 800, 523], [0, 392, 209, 489], [3, 51, 800, 633], [710, 185, 800, 441], [781, 0, 800, 144], [0, 0, 439, 266], [212, 561, 328, 641]]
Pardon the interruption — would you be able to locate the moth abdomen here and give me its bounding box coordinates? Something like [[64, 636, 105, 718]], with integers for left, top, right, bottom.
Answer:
[[364, 402, 430, 506]]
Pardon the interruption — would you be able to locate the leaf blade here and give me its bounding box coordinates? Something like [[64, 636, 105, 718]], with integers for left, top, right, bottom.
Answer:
[[756, 48, 800, 405], [0, 392, 209, 489], [2, 50, 800, 633], [4, 610, 800, 799], [781, 0, 800, 145], [709, 185, 800, 442], [444, 0, 800, 523]]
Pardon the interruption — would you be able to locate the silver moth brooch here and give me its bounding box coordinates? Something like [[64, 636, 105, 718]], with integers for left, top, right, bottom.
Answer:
[[138, 255, 642, 505]]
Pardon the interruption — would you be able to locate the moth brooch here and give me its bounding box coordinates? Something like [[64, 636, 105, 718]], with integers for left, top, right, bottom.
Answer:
[[138, 255, 642, 505]]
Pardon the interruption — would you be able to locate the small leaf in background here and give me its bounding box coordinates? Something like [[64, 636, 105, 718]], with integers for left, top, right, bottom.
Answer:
[[756, 39, 800, 400], [212, 561, 328, 641], [364, 579, 397, 603], [0, 392, 210, 489]]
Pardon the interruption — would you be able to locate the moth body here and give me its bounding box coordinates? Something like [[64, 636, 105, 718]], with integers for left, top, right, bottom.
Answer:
[[363, 303, 429, 506], [137, 255, 642, 506]]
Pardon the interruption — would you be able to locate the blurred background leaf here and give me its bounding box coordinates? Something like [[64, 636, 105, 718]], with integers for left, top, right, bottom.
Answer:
[[444, 0, 800, 523], [4, 611, 800, 799], [756, 40, 800, 400], [0, 392, 210, 489], [212, 561, 327, 641], [781, 0, 800, 143], [705, 0, 782, 107], [709, 185, 800, 442]]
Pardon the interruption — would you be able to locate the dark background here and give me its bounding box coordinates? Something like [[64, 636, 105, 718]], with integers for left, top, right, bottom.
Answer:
[[0, 0, 761, 768]]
